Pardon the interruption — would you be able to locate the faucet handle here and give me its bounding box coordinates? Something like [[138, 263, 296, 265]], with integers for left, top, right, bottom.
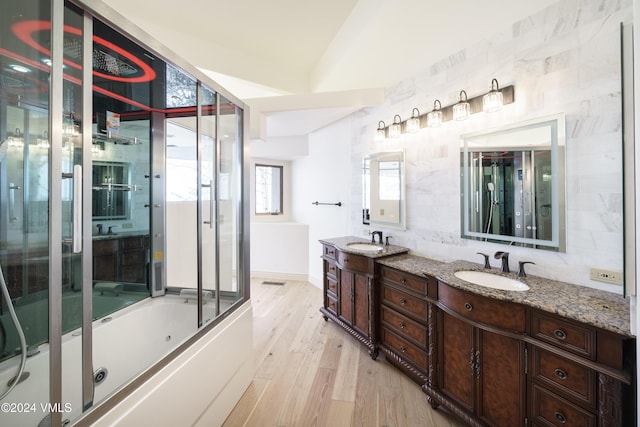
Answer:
[[517, 261, 535, 277], [385, 236, 392, 246], [476, 252, 491, 269]]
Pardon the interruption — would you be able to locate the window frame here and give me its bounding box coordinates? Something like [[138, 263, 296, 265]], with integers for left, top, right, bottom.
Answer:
[[254, 163, 284, 215]]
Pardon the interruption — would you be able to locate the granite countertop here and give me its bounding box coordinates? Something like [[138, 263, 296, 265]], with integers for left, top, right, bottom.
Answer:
[[319, 236, 410, 258], [378, 254, 632, 338]]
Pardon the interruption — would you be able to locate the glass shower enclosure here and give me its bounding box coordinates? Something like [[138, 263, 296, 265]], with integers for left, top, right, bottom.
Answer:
[[0, 1, 249, 426]]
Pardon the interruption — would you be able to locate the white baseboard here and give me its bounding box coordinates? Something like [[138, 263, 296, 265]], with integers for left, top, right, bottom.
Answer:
[[250, 270, 309, 283]]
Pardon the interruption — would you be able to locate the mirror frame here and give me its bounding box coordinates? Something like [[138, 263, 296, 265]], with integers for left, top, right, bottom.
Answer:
[[460, 114, 566, 250], [364, 150, 406, 230]]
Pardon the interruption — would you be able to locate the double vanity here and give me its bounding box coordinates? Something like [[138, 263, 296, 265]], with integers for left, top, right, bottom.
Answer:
[[319, 236, 635, 427]]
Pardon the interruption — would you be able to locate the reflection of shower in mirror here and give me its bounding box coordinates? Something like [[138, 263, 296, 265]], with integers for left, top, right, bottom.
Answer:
[[0, 138, 7, 162]]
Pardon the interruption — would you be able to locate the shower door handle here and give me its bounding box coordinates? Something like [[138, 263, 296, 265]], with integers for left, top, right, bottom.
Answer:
[[72, 164, 83, 253], [202, 179, 214, 228], [8, 183, 21, 222]]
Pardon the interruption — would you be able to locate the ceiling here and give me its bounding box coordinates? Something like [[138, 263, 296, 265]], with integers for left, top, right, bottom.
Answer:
[[102, 0, 557, 148]]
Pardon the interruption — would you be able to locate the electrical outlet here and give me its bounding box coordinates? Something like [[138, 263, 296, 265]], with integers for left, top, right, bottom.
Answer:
[[122, 223, 133, 229], [589, 268, 623, 286]]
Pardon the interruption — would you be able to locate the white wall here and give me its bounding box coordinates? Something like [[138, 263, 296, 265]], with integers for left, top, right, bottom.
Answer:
[[82, 302, 253, 427], [291, 117, 354, 287], [342, 0, 630, 294], [250, 222, 309, 280], [250, 157, 312, 280]]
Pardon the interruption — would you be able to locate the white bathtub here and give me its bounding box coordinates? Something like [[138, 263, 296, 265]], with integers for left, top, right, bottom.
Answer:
[[0, 294, 216, 426]]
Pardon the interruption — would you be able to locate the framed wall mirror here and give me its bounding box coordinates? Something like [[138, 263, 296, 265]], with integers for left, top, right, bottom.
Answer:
[[460, 114, 565, 251], [92, 161, 131, 220], [363, 150, 406, 230]]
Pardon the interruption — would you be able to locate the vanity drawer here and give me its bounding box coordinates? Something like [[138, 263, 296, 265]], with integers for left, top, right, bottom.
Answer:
[[121, 236, 145, 249], [93, 239, 118, 255], [380, 266, 429, 296], [532, 348, 596, 408], [531, 310, 595, 360], [382, 284, 428, 320], [326, 276, 337, 296], [337, 251, 369, 273], [326, 295, 338, 315], [325, 259, 337, 279], [438, 282, 526, 333], [381, 327, 428, 370], [323, 244, 336, 260], [531, 384, 596, 427], [381, 305, 427, 348]]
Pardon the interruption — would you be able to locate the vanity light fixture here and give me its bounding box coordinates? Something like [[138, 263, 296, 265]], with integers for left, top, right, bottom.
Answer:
[[483, 78, 504, 112], [376, 120, 386, 140], [427, 100, 443, 127], [406, 108, 421, 133], [388, 114, 402, 138], [452, 90, 470, 121]]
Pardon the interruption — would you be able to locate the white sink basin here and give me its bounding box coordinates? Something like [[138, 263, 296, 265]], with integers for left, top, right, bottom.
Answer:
[[454, 270, 530, 292], [346, 242, 384, 252]]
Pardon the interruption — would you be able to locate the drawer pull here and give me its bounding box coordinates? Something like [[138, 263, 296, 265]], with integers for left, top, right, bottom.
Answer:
[[554, 412, 567, 424], [554, 368, 568, 380], [399, 321, 406, 329], [400, 278, 406, 284], [400, 346, 406, 353], [464, 302, 473, 311], [399, 298, 407, 306], [553, 328, 567, 340]]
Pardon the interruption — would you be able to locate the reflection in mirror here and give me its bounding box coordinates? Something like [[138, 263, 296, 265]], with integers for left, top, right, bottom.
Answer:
[[92, 161, 130, 220], [461, 114, 565, 250], [363, 151, 405, 230]]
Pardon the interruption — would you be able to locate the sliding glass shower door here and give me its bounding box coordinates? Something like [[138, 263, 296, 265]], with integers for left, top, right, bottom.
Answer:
[[1, 1, 248, 425]]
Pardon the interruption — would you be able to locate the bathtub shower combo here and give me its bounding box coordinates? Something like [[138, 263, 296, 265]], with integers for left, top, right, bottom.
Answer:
[[0, 1, 248, 426]]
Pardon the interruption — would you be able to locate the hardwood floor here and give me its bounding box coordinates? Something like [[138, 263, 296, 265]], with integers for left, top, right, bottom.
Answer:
[[222, 279, 465, 427]]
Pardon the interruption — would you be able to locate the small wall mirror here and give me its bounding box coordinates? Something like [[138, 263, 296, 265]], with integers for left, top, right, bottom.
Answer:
[[460, 114, 565, 251], [92, 161, 131, 220], [363, 150, 406, 230]]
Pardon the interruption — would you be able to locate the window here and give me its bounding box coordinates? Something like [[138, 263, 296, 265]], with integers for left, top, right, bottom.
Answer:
[[255, 164, 283, 215]]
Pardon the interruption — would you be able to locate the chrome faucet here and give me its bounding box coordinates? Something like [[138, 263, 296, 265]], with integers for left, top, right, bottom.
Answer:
[[371, 230, 383, 244], [494, 251, 510, 273]]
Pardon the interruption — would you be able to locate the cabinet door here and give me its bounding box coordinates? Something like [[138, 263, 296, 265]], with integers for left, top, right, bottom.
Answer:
[[93, 239, 119, 281], [352, 273, 370, 336], [478, 329, 525, 427], [440, 311, 475, 412], [339, 269, 353, 325]]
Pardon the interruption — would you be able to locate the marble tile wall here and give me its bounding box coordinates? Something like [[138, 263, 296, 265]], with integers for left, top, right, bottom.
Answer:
[[350, 0, 632, 291]]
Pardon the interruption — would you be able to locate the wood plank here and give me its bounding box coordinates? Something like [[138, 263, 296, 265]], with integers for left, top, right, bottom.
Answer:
[[222, 278, 465, 427]]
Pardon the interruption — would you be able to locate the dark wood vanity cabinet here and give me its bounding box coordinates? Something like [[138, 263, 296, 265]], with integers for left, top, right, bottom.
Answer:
[[427, 282, 635, 427], [93, 235, 149, 284], [378, 265, 435, 384], [320, 244, 378, 358], [432, 282, 526, 427], [318, 246, 635, 427], [527, 310, 634, 427]]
